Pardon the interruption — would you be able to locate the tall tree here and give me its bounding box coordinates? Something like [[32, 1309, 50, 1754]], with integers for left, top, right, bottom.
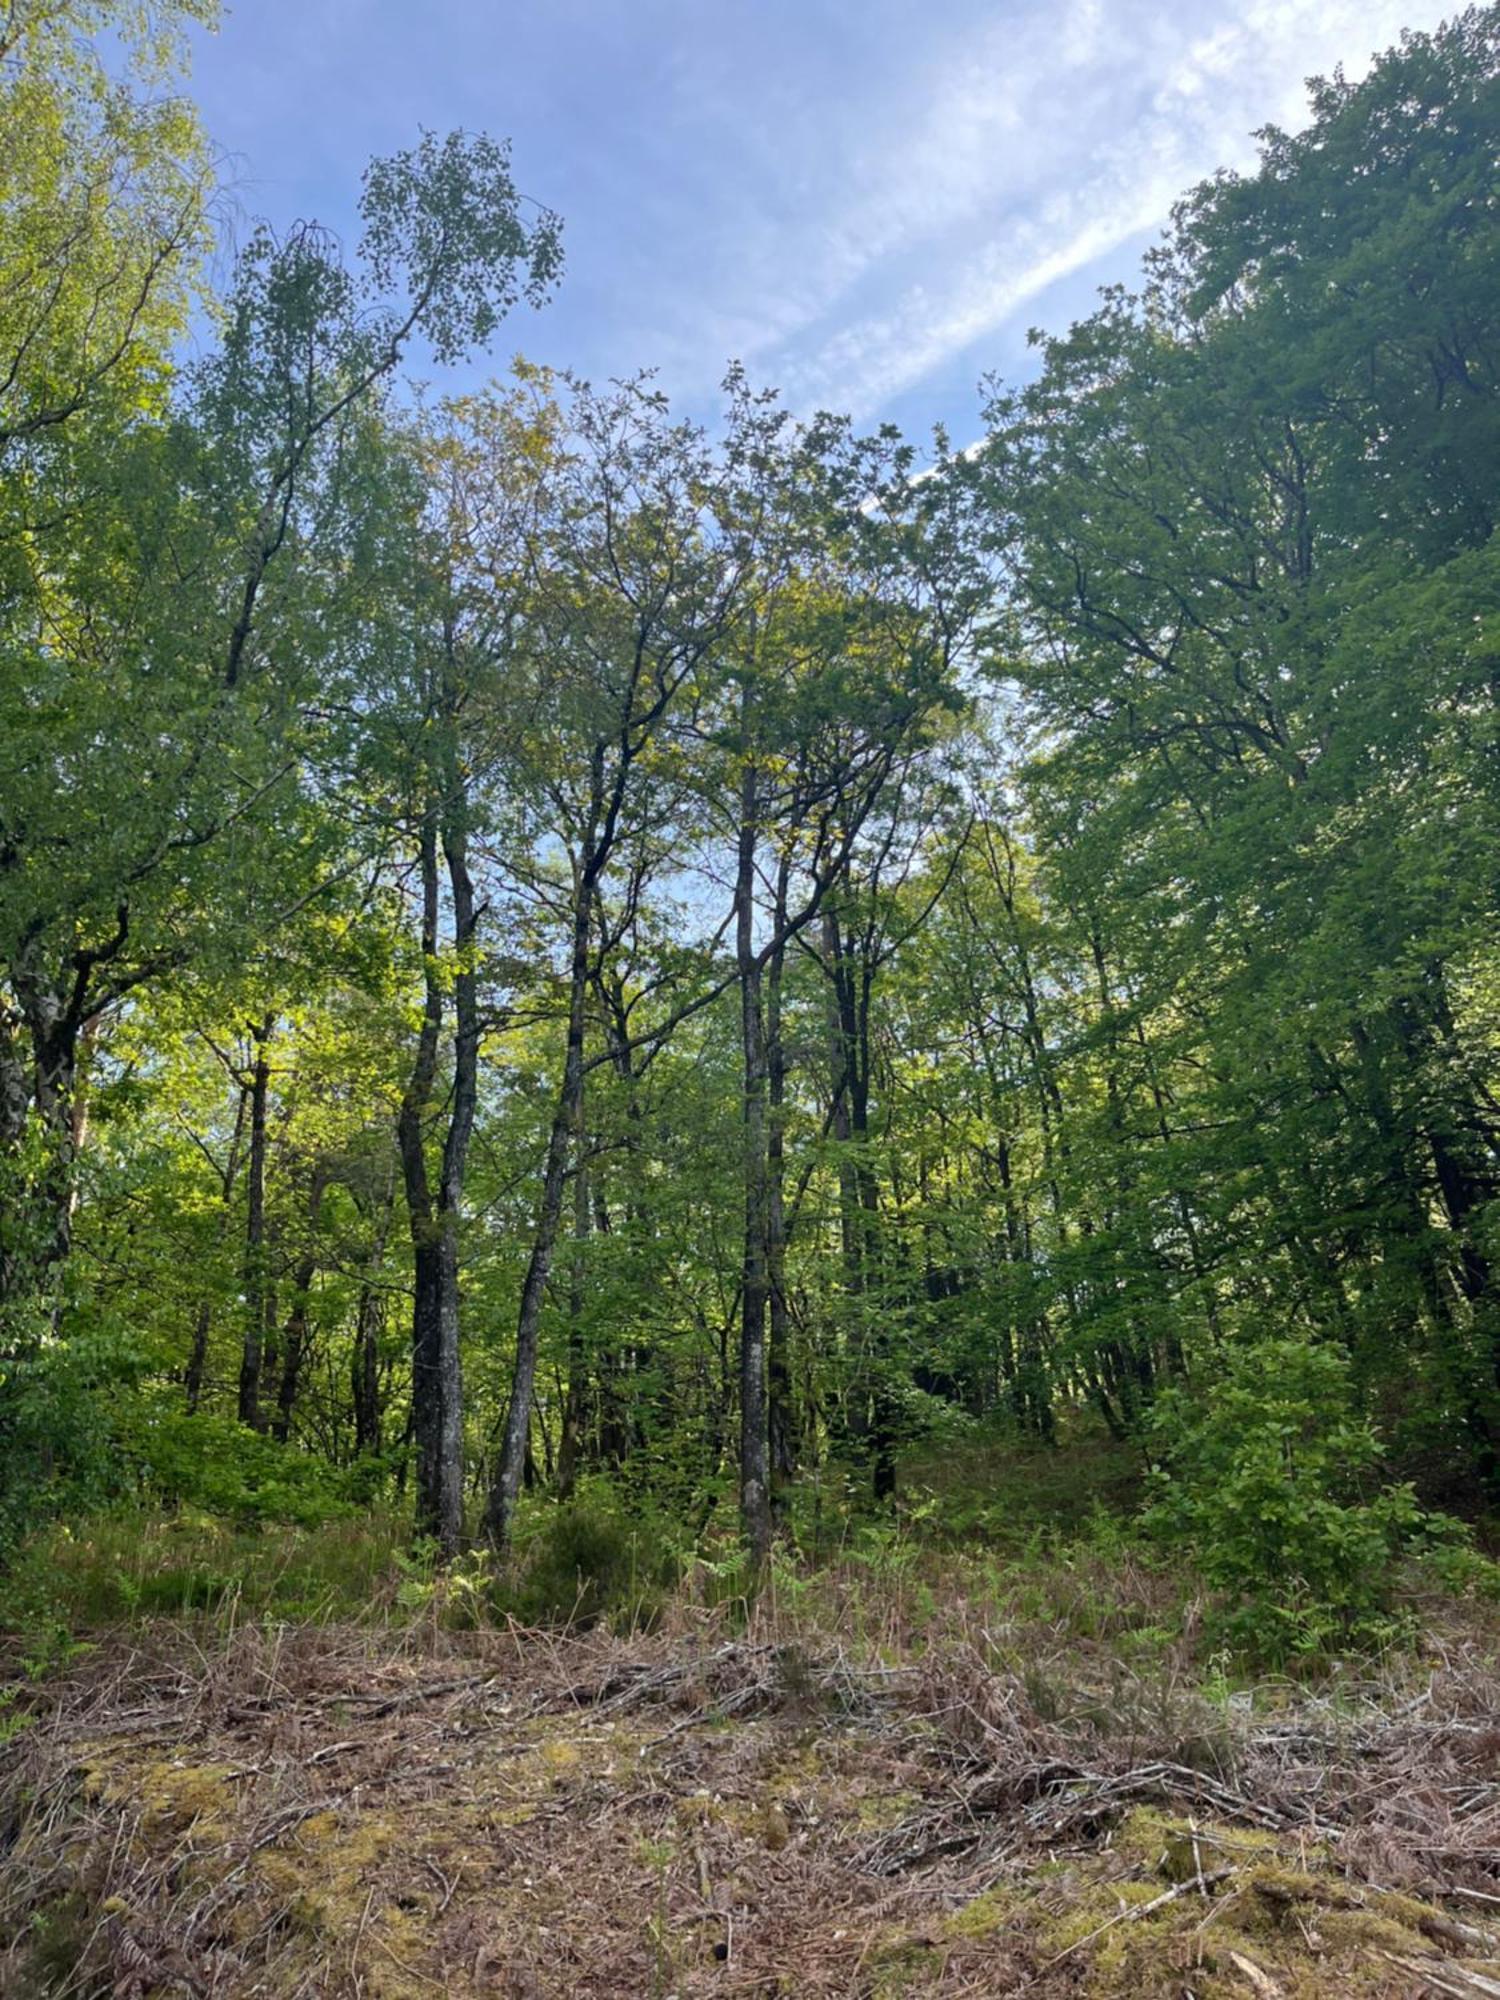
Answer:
[[483, 375, 775, 1550], [0, 119, 560, 1338]]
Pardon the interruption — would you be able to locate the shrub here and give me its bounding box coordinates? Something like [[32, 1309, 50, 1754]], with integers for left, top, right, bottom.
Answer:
[[0, 1317, 142, 1558], [503, 1478, 684, 1629], [1143, 1338, 1421, 1663], [1410, 1513, 1500, 1601], [119, 1402, 352, 1526]]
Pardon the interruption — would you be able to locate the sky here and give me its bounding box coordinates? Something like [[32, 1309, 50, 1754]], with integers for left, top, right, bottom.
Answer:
[[185, 0, 1458, 442]]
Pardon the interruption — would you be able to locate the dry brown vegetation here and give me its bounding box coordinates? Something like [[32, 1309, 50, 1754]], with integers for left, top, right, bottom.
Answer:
[[6, 1584, 1500, 1999]]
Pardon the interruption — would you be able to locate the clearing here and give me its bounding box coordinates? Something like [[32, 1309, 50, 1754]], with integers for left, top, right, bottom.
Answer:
[[6, 1608, 1500, 1997]]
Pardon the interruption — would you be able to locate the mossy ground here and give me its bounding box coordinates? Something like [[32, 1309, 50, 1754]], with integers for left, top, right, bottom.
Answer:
[[4, 1485, 1500, 1997], [5, 1616, 1500, 1998]]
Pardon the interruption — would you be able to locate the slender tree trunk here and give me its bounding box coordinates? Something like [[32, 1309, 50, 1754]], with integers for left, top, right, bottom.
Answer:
[[1132, 1013, 1219, 1350], [185, 1080, 250, 1414], [852, 954, 897, 1501], [393, 659, 482, 1557], [595, 954, 649, 1460], [996, 1133, 1052, 1438], [736, 751, 772, 1570], [0, 950, 85, 1318], [184, 1300, 213, 1417], [433, 780, 479, 1546], [766, 854, 796, 1518], [352, 1201, 391, 1458], [823, 904, 896, 1495], [397, 808, 456, 1550], [1085, 921, 1156, 1416], [237, 1017, 273, 1430], [273, 1163, 329, 1444], [822, 904, 863, 1454], [556, 1109, 591, 1501], [485, 854, 593, 1549]]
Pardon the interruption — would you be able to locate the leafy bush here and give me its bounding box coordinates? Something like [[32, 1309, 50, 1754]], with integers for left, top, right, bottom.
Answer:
[[119, 1403, 353, 1526], [0, 1318, 355, 1566], [0, 1319, 142, 1558], [1143, 1339, 1422, 1663], [503, 1478, 684, 1629], [1409, 1513, 1500, 1602]]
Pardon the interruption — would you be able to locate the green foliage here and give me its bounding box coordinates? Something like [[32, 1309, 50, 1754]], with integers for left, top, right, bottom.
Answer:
[[502, 1479, 686, 1630], [1409, 1513, 1500, 1603], [1144, 1341, 1424, 1662], [359, 130, 562, 361], [120, 1405, 355, 1526], [0, 0, 215, 450], [0, 1317, 142, 1554], [0, 1508, 409, 1652]]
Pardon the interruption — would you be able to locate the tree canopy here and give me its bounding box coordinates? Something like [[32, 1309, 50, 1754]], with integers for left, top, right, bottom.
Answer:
[[1, 0, 1498, 1664]]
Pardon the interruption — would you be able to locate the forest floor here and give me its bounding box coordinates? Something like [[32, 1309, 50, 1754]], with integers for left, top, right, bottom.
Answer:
[[7, 1591, 1500, 1999]]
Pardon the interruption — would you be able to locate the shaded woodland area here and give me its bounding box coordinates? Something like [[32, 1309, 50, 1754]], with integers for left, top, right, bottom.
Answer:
[[2, 0, 1500, 1666], [5, 5, 1500, 1995]]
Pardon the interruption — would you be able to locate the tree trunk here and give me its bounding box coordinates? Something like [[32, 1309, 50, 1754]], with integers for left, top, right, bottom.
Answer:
[[766, 854, 795, 1518], [0, 952, 88, 1325], [391, 664, 483, 1559], [397, 807, 463, 1554], [185, 1079, 250, 1414], [352, 1203, 390, 1459], [273, 1163, 329, 1444], [485, 858, 593, 1548], [823, 904, 896, 1495], [237, 1017, 273, 1431], [736, 752, 772, 1570], [434, 788, 480, 1544], [556, 1111, 592, 1501]]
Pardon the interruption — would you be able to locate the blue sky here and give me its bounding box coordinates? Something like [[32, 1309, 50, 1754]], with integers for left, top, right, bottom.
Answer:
[[187, 0, 1456, 441]]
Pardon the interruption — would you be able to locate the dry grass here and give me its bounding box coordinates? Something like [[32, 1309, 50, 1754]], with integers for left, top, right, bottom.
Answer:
[[5, 1583, 1500, 1998]]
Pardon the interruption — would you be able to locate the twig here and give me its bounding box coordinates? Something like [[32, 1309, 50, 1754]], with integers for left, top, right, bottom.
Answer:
[[1024, 1867, 1235, 1987]]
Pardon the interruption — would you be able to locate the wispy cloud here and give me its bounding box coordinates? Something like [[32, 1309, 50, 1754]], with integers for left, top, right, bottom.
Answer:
[[187, 0, 1459, 427], [690, 0, 1449, 417]]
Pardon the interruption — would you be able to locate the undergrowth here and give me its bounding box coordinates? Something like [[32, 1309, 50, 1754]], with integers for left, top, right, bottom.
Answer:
[[7, 1589, 1500, 1996], [4, 1481, 1498, 1696], [8, 1428, 1500, 1993], [5, 1402, 1500, 1693]]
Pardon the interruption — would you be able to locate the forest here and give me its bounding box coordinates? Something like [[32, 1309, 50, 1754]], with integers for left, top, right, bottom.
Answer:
[[2, 3, 1500, 1995]]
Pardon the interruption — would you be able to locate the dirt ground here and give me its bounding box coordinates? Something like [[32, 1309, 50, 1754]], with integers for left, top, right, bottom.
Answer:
[[6, 1612, 1500, 1998]]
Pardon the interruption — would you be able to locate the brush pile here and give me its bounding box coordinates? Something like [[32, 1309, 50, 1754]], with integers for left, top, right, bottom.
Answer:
[[5, 1610, 1500, 1996]]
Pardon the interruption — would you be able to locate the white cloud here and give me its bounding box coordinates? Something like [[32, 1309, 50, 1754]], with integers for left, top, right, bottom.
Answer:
[[184, 0, 1459, 424], [694, 0, 1453, 418]]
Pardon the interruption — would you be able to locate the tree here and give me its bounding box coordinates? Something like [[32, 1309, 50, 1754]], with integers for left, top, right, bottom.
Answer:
[[974, 3, 1500, 1474], [482, 374, 775, 1550], [0, 113, 560, 1337], [708, 418, 979, 1561]]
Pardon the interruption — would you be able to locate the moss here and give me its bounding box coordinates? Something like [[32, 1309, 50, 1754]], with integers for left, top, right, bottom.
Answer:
[[14, 1626, 1500, 2000], [853, 1787, 922, 1830], [982, 1813, 1487, 2000], [80, 1745, 236, 1833], [941, 1882, 1027, 1940], [254, 1847, 329, 1934], [1112, 1804, 1287, 1871], [1041, 1872, 1173, 1967], [760, 1736, 823, 1783], [280, 1805, 398, 1878], [864, 1931, 943, 1996]]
